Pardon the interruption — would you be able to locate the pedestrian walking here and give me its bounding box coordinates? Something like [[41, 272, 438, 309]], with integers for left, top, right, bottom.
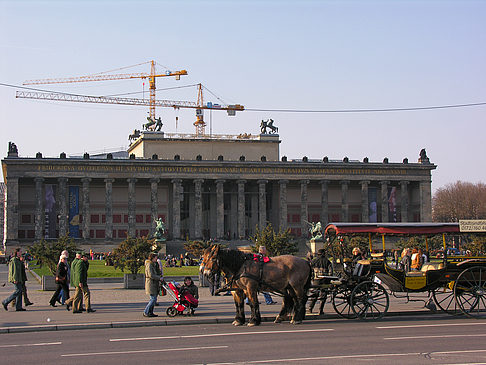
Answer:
[[11, 254, 33, 308], [65, 253, 83, 313], [80, 253, 95, 313], [49, 254, 70, 307], [2, 248, 26, 311], [144, 252, 163, 317], [57, 250, 70, 304]]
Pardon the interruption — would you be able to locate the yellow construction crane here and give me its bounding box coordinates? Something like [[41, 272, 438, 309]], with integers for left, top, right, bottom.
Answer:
[[16, 88, 244, 136], [23, 60, 187, 123]]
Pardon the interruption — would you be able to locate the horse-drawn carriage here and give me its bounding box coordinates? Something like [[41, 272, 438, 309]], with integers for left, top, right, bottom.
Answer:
[[200, 222, 486, 325], [315, 222, 486, 320]]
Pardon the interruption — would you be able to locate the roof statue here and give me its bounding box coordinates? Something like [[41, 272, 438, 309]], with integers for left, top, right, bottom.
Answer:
[[419, 148, 430, 164], [128, 129, 141, 144], [8, 141, 18, 157], [260, 119, 278, 134], [143, 116, 163, 132]]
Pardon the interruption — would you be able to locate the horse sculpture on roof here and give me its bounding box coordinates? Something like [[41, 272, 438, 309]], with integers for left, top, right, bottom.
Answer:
[[260, 119, 278, 134], [200, 245, 311, 326]]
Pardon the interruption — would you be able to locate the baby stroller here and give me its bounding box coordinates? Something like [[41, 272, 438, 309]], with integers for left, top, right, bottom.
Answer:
[[162, 281, 199, 317]]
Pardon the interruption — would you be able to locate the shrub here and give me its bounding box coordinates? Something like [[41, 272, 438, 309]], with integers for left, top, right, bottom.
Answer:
[[111, 236, 160, 275], [29, 235, 78, 275], [250, 223, 297, 256]]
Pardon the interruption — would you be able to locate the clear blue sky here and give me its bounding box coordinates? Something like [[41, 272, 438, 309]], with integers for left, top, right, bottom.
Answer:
[[1, 0, 485, 191]]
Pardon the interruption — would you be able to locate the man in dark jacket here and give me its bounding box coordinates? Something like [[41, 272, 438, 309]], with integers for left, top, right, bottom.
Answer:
[[80, 254, 95, 313], [11, 254, 33, 308], [308, 249, 332, 315], [2, 248, 25, 311]]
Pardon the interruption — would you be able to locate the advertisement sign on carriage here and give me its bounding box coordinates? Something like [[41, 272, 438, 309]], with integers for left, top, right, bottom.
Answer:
[[459, 219, 486, 232]]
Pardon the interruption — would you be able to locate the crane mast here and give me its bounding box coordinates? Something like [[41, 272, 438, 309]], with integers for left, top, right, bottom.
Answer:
[[194, 83, 205, 136]]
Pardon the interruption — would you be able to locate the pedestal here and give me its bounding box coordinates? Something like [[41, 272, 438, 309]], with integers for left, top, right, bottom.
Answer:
[[309, 239, 324, 254]]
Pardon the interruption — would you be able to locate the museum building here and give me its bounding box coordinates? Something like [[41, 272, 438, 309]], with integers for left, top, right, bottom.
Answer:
[[1, 131, 436, 248]]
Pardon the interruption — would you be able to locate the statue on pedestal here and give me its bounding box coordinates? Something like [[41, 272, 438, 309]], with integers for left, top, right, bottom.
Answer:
[[153, 218, 166, 242], [418, 148, 430, 164], [307, 221, 323, 242], [8, 142, 18, 157], [260, 119, 278, 134]]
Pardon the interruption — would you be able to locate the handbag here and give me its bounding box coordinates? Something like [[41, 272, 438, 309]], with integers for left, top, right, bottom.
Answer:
[[159, 286, 166, 296]]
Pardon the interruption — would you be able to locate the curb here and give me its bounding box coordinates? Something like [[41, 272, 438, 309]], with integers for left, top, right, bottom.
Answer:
[[0, 309, 436, 334]]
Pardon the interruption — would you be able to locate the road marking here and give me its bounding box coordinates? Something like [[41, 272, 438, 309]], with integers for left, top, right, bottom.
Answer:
[[377, 322, 486, 329], [198, 349, 486, 364], [62, 345, 228, 357], [0, 342, 62, 348], [385, 334, 486, 340], [110, 328, 334, 342]]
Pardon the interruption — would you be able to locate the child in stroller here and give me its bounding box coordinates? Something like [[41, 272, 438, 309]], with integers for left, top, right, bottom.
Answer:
[[163, 276, 199, 317]]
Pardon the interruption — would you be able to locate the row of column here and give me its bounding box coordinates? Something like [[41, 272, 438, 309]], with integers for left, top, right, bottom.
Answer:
[[4, 177, 432, 242], [279, 179, 415, 237]]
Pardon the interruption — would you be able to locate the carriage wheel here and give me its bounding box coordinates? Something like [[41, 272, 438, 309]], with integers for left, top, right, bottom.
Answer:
[[350, 281, 389, 320], [432, 286, 462, 315], [332, 286, 356, 319], [454, 266, 486, 318], [166, 306, 178, 317]]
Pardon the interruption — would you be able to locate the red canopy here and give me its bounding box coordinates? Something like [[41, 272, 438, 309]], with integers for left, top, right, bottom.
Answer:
[[324, 223, 460, 236]]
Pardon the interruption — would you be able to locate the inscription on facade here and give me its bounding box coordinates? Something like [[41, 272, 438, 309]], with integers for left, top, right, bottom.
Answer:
[[35, 164, 409, 176]]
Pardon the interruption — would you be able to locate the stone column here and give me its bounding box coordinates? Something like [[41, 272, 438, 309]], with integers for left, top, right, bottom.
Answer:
[[257, 180, 268, 229], [81, 178, 91, 239], [216, 179, 225, 239], [58, 178, 68, 237], [250, 193, 258, 235], [341, 180, 349, 222], [237, 180, 246, 239], [420, 180, 432, 221], [320, 180, 329, 226], [127, 178, 137, 237], [360, 180, 370, 223], [150, 178, 159, 234], [5, 177, 19, 242], [34, 177, 44, 240], [172, 179, 182, 239], [104, 178, 114, 240], [279, 180, 288, 232], [194, 179, 203, 239], [380, 181, 389, 223], [400, 181, 409, 222], [300, 180, 309, 237]]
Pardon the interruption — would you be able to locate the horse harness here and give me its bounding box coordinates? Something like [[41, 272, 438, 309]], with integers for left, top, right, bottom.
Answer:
[[218, 254, 280, 295]]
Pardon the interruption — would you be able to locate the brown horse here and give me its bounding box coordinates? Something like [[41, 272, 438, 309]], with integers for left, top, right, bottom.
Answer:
[[200, 245, 311, 326]]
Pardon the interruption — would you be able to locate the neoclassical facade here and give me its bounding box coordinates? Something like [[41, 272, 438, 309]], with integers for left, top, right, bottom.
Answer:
[[2, 132, 435, 247]]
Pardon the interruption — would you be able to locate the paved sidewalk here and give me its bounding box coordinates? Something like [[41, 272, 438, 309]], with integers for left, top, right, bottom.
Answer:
[[0, 264, 435, 334]]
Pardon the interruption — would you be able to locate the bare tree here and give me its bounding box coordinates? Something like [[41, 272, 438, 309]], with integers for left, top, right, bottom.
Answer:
[[433, 181, 486, 222]]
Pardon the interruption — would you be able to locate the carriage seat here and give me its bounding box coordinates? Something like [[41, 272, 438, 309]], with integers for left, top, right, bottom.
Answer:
[[311, 275, 343, 287], [371, 252, 384, 258], [420, 263, 445, 272]]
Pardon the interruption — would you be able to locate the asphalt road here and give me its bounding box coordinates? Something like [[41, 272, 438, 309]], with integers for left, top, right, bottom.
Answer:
[[2, 315, 486, 364]]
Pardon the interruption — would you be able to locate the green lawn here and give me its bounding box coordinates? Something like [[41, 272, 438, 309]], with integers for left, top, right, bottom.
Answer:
[[31, 260, 200, 278]]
